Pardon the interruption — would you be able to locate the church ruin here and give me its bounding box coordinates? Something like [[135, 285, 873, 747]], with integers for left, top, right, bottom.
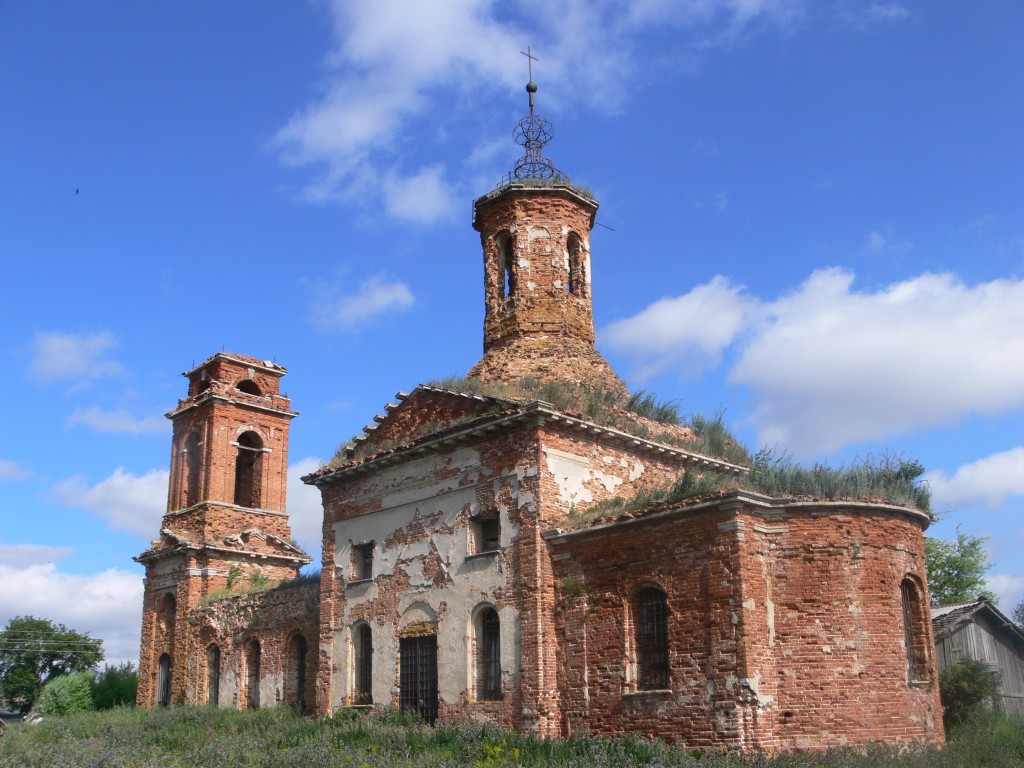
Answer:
[[135, 76, 943, 751]]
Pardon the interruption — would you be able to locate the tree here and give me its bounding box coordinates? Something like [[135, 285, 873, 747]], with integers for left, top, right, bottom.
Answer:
[[91, 662, 138, 710], [1013, 599, 1024, 628], [0, 616, 103, 712], [36, 671, 95, 716], [939, 659, 1001, 728], [924, 528, 995, 606]]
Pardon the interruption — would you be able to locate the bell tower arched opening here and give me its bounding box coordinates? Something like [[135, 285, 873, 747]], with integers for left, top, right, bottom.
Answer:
[[233, 431, 264, 508]]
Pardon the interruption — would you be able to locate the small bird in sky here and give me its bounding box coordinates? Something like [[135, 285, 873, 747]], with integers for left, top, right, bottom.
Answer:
[[75, 188, 80, 195]]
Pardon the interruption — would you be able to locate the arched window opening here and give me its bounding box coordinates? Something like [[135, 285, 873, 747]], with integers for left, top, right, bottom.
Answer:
[[497, 232, 516, 298], [286, 634, 308, 711], [206, 645, 220, 706], [474, 607, 502, 700], [353, 623, 373, 705], [244, 639, 261, 709], [157, 653, 172, 706], [236, 379, 262, 396], [184, 432, 202, 508], [901, 577, 929, 681], [636, 587, 669, 690], [567, 232, 584, 296], [233, 431, 264, 508]]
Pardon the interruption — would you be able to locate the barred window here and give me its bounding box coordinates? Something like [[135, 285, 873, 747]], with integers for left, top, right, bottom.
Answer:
[[637, 588, 669, 690], [475, 607, 502, 700], [233, 431, 263, 508], [354, 623, 373, 705]]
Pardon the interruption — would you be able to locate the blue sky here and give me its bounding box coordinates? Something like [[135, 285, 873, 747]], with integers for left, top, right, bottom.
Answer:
[[1, 1, 1022, 667]]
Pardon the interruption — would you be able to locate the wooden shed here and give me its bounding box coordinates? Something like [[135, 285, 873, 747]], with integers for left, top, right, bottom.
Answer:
[[932, 598, 1024, 716]]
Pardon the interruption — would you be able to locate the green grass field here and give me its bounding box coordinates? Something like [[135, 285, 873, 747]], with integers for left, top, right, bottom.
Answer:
[[1, 706, 1021, 768]]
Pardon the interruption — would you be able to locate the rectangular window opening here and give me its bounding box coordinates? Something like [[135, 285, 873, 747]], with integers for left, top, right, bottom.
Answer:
[[472, 515, 500, 554], [351, 542, 374, 581]]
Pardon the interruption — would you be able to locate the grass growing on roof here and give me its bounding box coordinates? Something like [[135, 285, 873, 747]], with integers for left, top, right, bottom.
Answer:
[[576, 450, 932, 526]]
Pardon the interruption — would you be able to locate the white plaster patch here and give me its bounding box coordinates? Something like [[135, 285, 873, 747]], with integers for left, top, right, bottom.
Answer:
[[403, 558, 431, 587], [378, 448, 482, 509], [593, 470, 623, 493], [543, 447, 594, 506], [526, 281, 537, 291], [526, 225, 550, 242], [744, 672, 773, 707], [629, 461, 644, 481]]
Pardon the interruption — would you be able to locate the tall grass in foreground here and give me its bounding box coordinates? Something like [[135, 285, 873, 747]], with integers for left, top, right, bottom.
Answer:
[[2, 705, 1021, 768]]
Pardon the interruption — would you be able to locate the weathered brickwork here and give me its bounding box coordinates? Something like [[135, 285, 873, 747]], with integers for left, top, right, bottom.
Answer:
[[311, 419, 538, 726], [469, 185, 627, 397], [135, 179, 943, 752], [136, 354, 310, 708], [186, 582, 319, 710]]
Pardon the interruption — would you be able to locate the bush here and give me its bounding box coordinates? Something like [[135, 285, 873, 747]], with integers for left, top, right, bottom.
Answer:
[[90, 662, 137, 710], [940, 659, 1001, 728], [35, 671, 95, 716]]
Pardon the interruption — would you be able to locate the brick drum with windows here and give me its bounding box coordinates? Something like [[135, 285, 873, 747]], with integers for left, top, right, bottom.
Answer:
[[135, 80, 943, 751]]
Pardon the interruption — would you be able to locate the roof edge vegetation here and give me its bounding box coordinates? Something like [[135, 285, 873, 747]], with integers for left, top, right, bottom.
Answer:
[[569, 449, 933, 529], [318, 376, 751, 472]]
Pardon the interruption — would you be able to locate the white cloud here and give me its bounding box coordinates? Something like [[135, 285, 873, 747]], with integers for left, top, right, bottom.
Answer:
[[286, 457, 325, 560], [608, 270, 1024, 456], [67, 406, 168, 436], [28, 330, 125, 386], [990, 573, 1024, 615], [0, 562, 143, 668], [625, 0, 803, 34], [272, 0, 523, 207], [0, 459, 32, 480], [868, 3, 910, 22], [382, 165, 456, 224], [603, 275, 756, 379], [731, 270, 1024, 454], [927, 447, 1024, 511], [308, 273, 415, 332], [271, 1, 808, 219], [864, 228, 912, 254], [54, 467, 169, 538], [0, 543, 73, 568]]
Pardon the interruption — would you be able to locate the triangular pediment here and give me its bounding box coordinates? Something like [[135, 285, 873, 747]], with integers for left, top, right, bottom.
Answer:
[[309, 385, 522, 476]]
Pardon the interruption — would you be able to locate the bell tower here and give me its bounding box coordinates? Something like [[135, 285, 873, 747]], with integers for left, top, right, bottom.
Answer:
[[468, 63, 626, 396], [135, 352, 310, 706]]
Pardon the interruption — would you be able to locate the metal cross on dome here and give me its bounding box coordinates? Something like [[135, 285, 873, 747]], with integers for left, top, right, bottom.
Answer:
[[499, 47, 565, 186]]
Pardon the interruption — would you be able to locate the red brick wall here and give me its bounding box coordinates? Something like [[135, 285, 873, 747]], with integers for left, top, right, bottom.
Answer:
[[545, 495, 944, 751], [138, 352, 302, 708], [735, 502, 942, 750], [469, 185, 625, 396], [167, 399, 292, 514], [186, 582, 319, 709]]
